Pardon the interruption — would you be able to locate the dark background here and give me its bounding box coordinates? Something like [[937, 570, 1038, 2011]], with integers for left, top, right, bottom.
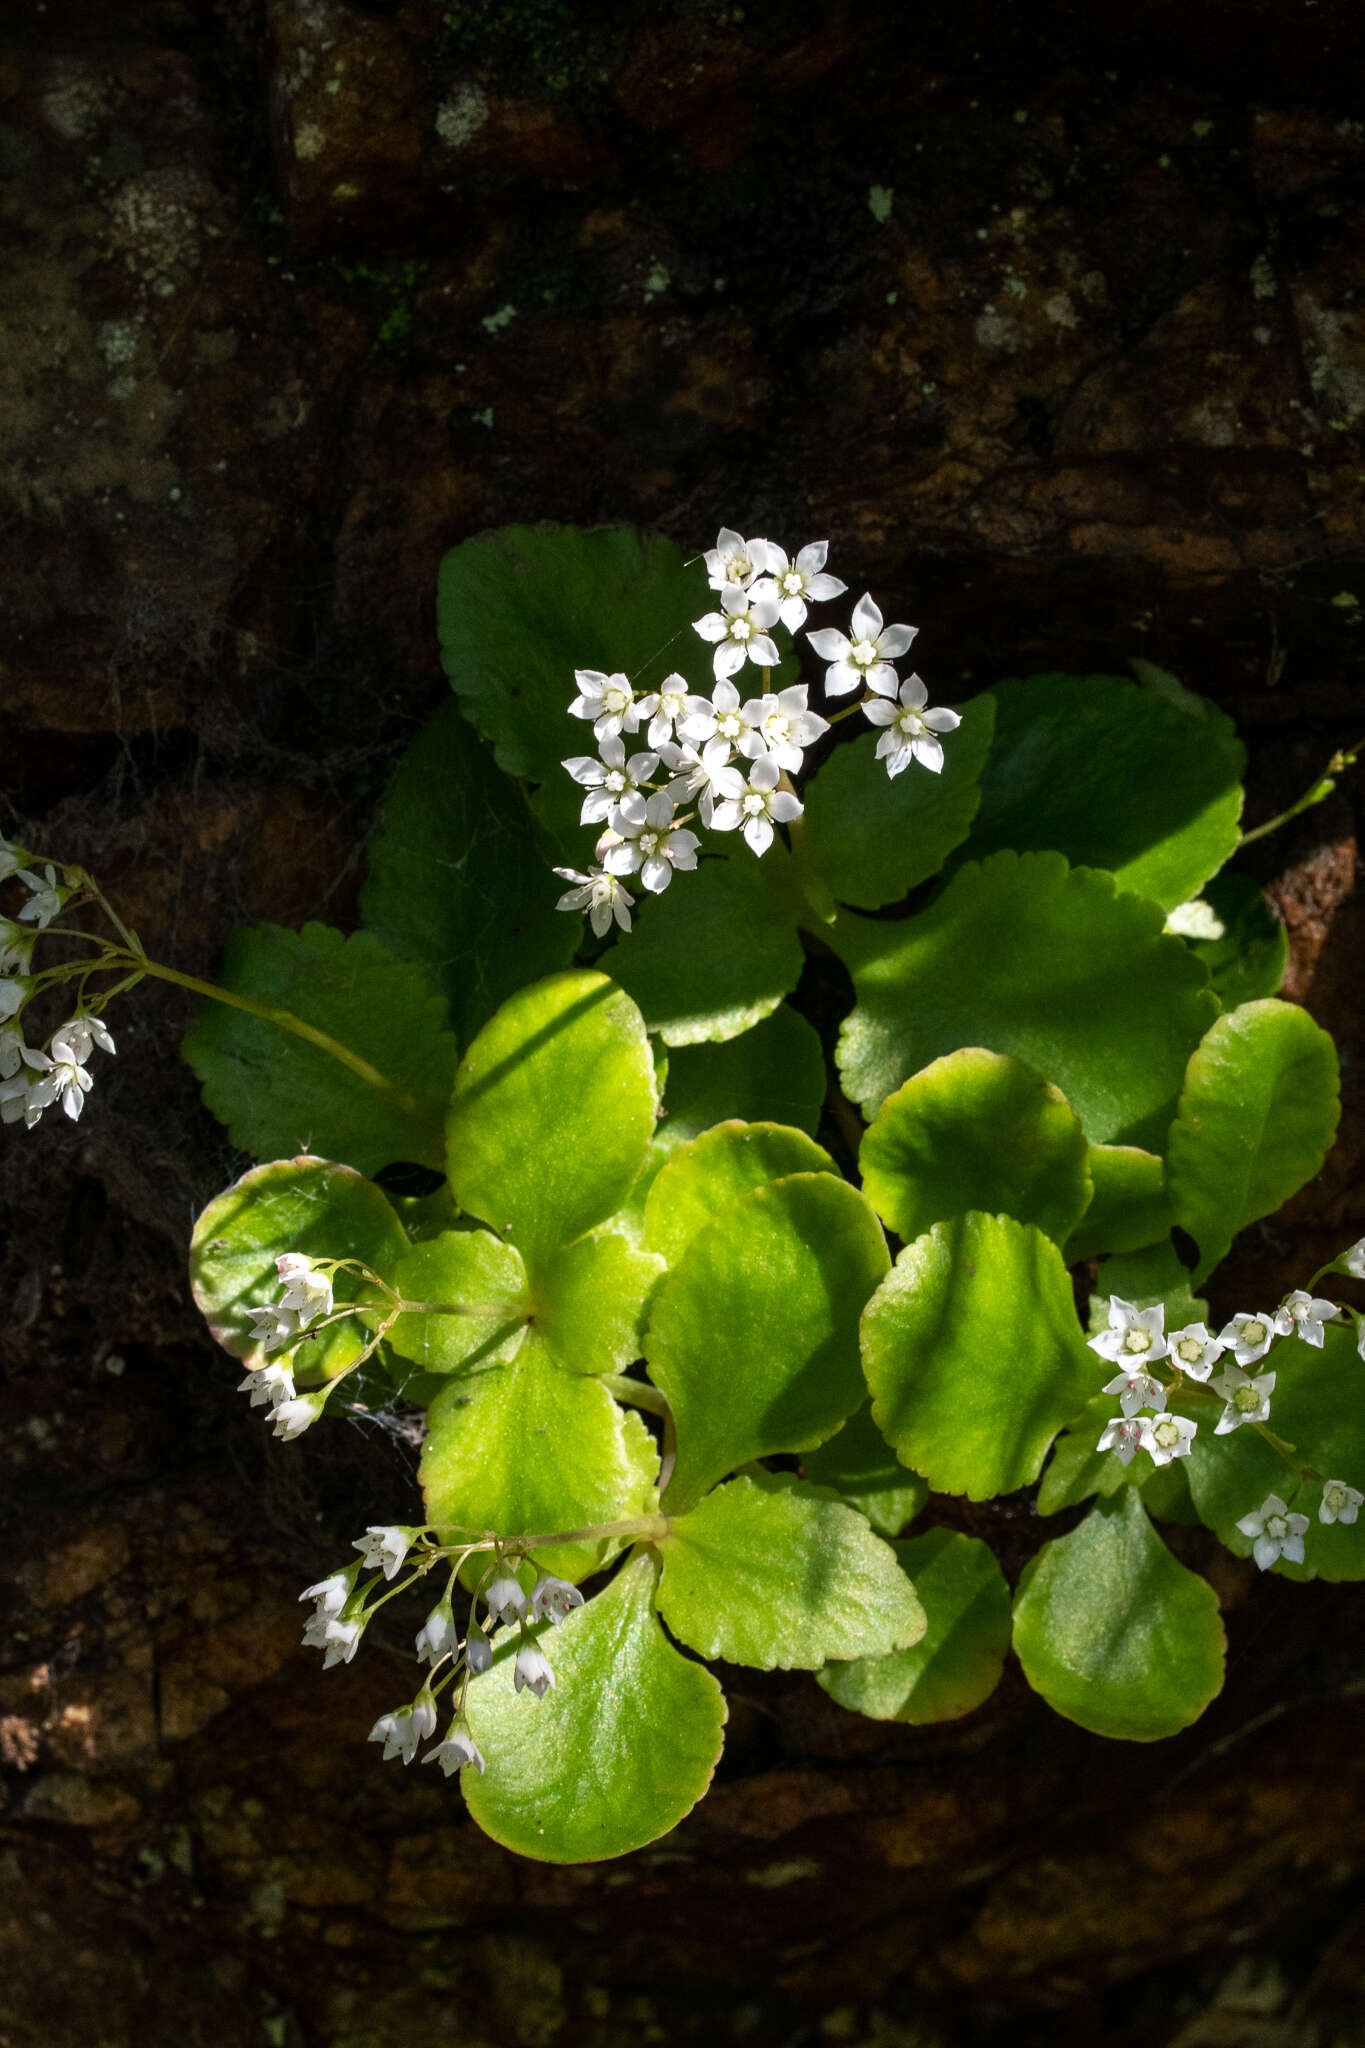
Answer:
[[3, 3, 1365, 2044]]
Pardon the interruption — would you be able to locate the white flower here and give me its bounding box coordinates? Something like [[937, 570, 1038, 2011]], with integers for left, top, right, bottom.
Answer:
[[634, 673, 709, 750], [353, 1525, 412, 1581], [50, 1013, 116, 1064], [16, 865, 64, 928], [0, 1028, 26, 1081], [1319, 1479, 1363, 1526], [692, 585, 781, 680], [485, 1575, 526, 1626], [1164, 899, 1226, 940], [245, 1302, 303, 1353], [1236, 1493, 1309, 1571], [806, 593, 917, 698], [416, 1601, 457, 1665], [1087, 1297, 1169, 1367], [1211, 1364, 1276, 1434], [561, 735, 661, 826], [657, 735, 739, 827], [567, 669, 642, 744], [0, 978, 27, 1023], [1101, 1370, 1167, 1419], [747, 539, 846, 630], [1273, 1289, 1338, 1348], [861, 675, 961, 776], [300, 1571, 351, 1619], [703, 526, 766, 593], [275, 1253, 334, 1322], [600, 791, 699, 894], [529, 1574, 585, 1625], [423, 1722, 486, 1776], [0, 1052, 50, 1130], [1217, 1311, 1275, 1365], [1342, 1237, 1365, 1279], [1097, 1415, 1144, 1465], [237, 1361, 296, 1409], [271, 1388, 329, 1440], [0, 835, 27, 883], [1167, 1322, 1224, 1382], [1139, 1412, 1198, 1466], [709, 754, 803, 857], [308, 1612, 364, 1667], [369, 1688, 438, 1766], [1359, 1319, 1365, 1365], [553, 865, 635, 938], [465, 1622, 493, 1674], [34, 1052, 94, 1122], [737, 685, 829, 774], [513, 1644, 555, 1699], [0, 920, 35, 976]]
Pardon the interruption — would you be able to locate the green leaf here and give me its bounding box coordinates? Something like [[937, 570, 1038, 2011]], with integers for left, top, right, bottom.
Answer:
[[833, 851, 1218, 1142], [1181, 873, 1288, 1010], [818, 1529, 1011, 1723], [657, 1473, 925, 1670], [859, 1048, 1091, 1247], [419, 1342, 658, 1583], [1166, 998, 1340, 1284], [607, 855, 805, 1046], [438, 524, 715, 786], [861, 1211, 1097, 1499], [644, 1120, 836, 1266], [803, 695, 996, 909], [1184, 1321, 1365, 1581], [658, 1004, 826, 1145], [189, 1156, 407, 1380], [359, 698, 578, 1049], [800, 1402, 929, 1537], [1012, 1489, 1226, 1739], [446, 970, 656, 1261], [954, 673, 1244, 910], [1088, 1238, 1208, 1334], [530, 1229, 664, 1374], [1037, 1394, 1140, 1512], [387, 1230, 530, 1376], [182, 924, 458, 1175], [646, 1174, 890, 1514], [1064, 1145, 1171, 1262], [462, 1552, 725, 1863]]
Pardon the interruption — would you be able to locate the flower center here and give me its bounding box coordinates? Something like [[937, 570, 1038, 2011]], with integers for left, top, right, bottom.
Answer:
[[717, 712, 743, 739], [1177, 1337, 1202, 1365], [1153, 1420, 1179, 1449], [1265, 1514, 1288, 1541], [638, 831, 660, 856], [1242, 1319, 1267, 1347], [766, 713, 791, 742], [1325, 1483, 1347, 1512], [1234, 1385, 1261, 1413], [852, 637, 879, 666], [731, 619, 752, 642], [742, 793, 766, 817], [604, 684, 632, 714], [605, 770, 627, 793], [896, 710, 926, 738], [782, 570, 803, 594], [1122, 1328, 1152, 1354], [725, 556, 752, 584]]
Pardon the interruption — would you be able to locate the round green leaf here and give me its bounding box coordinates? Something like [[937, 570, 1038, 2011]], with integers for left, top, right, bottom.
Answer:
[[954, 673, 1244, 910], [1088, 1239, 1208, 1335], [1064, 1145, 1171, 1262], [657, 1472, 925, 1671], [1012, 1489, 1226, 1739], [859, 1048, 1091, 1247], [529, 1229, 664, 1374], [818, 1529, 1011, 1723], [182, 923, 458, 1175], [646, 1174, 890, 1514], [190, 1156, 407, 1381], [419, 1342, 659, 1583], [861, 1211, 1097, 1499], [447, 970, 656, 1261], [1184, 1320, 1365, 1581], [1181, 872, 1288, 1011], [644, 1120, 836, 1266], [607, 855, 805, 1047], [462, 1552, 726, 1863], [387, 1230, 529, 1376], [1166, 998, 1340, 1284], [800, 1401, 929, 1538], [659, 1004, 826, 1144], [803, 694, 996, 910], [359, 698, 578, 1049], [833, 851, 1218, 1142]]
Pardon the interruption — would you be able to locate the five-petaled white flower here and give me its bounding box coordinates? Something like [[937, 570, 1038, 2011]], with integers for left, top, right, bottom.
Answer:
[[51, 1013, 116, 1064], [305, 1612, 365, 1667], [485, 1575, 526, 1626], [513, 1644, 555, 1699], [600, 792, 700, 894], [561, 735, 661, 826], [237, 1361, 296, 1409], [300, 1572, 351, 1621], [16, 865, 64, 929], [679, 678, 748, 751], [530, 1574, 585, 1625], [369, 1688, 438, 1765], [703, 526, 765, 593], [1088, 1297, 1169, 1367], [634, 673, 708, 750], [28, 1050, 93, 1122], [0, 1047, 52, 1129], [1140, 1412, 1198, 1466], [567, 669, 642, 744], [1218, 1312, 1275, 1366], [692, 585, 782, 680], [553, 865, 634, 938], [1102, 1369, 1167, 1419], [710, 755, 803, 857], [1211, 1364, 1276, 1434], [658, 735, 740, 828], [1097, 1415, 1144, 1465], [1166, 1322, 1224, 1382], [737, 685, 829, 774], [415, 1601, 457, 1666], [276, 1253, 333, 1322], [1342, 1237, 1365, 1279], [807, 593, 917, 698], [424, 1722, 486, 1776], [1236, 1493, 1309, 1571], [748, 539, 846, 629], [861, 675, 961, 776], [1273, 1289, 1338, 1348], [1319, 1479, 1363, 1526], [353, 1525, 412, 1581], [245, 1302, 302, 1353]]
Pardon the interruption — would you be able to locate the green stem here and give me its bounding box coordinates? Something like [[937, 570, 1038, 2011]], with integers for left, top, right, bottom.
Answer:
[[599, 1374, 671, 1419], [1237, 741, 1361, 849], [432, 1513, 671, 1556]]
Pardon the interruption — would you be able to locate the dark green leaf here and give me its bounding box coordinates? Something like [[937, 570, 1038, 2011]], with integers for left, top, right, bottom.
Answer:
[[658, 1005, 826, 1144], [801, 1402, 929, 1537], [1064, 1145, 1171, 1262], [1182, 872, 1288, 1010], [819, 1529, 1011, 1723], [607, 855, 805, 1046]]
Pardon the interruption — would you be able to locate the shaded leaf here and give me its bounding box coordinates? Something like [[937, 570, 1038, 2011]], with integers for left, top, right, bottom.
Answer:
[[801, 1402, 929, 1538], [1064, 1145, 1170, 1262], [607, 855, 805, 1047], [819, 1529, 1011, 1723]]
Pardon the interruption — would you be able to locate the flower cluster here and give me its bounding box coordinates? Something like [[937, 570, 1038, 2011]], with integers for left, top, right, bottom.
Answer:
[[553, 526, 960, 936], [236, 1254, 339, 1439]]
